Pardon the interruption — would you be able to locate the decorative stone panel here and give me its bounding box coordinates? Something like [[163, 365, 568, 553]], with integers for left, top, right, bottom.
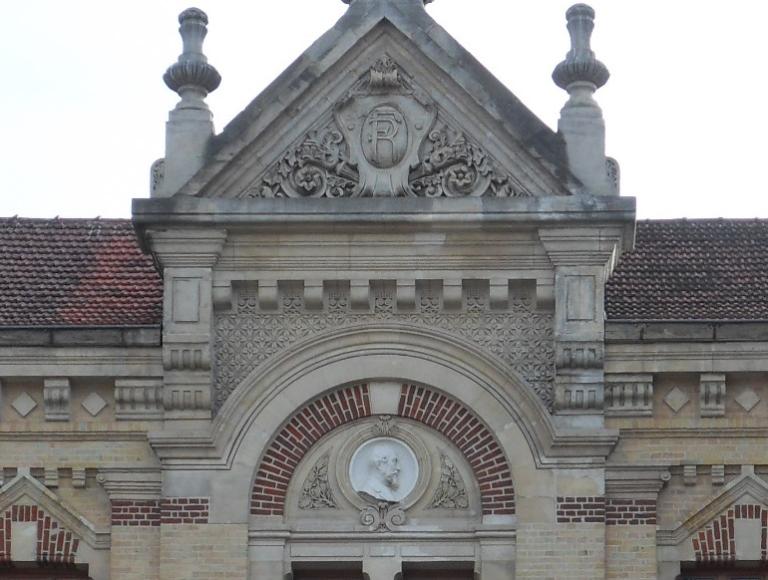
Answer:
[[556, 496, 606, 523], [251, 383, 515, 517], [0, 505, 80, 563], [605, 498, 657, 525], [216, 281, 554, 412]]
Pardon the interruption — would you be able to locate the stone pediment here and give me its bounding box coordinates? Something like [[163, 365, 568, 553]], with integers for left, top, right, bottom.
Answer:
[[0, 470, 110, 550], [178, 2, 576, 200], [658, 469, 768, 547]]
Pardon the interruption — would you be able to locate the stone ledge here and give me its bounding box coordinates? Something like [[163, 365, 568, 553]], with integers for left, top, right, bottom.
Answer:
[[0, 326, 161, 347], [606, 321, 768, 343]]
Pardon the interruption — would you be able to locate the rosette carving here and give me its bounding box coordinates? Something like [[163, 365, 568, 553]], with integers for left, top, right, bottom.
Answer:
[[410, 124, 529, 198], [248, 123, 358, 198]]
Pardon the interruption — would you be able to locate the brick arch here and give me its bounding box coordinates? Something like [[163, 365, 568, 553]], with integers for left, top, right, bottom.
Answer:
[[692, 503, 768, 563], [250, 383, 515, 516], [0, 504, 80, 564]]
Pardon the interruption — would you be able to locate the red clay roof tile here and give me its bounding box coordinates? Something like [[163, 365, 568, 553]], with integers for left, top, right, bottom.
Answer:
[[606, 218, 768, 321], [1, 216, 765, 327], [0, 217, 162, 327]]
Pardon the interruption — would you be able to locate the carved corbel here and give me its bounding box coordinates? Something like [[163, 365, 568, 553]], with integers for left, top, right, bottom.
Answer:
[[43, 378, 70, 422]]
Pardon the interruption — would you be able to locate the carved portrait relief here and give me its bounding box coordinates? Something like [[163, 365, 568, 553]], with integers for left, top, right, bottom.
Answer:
[[286, 414, 482, 534], [348, 437, 419, 503]]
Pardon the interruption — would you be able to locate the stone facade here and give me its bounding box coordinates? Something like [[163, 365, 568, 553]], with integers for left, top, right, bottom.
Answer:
[[0, 1, 767, 579]]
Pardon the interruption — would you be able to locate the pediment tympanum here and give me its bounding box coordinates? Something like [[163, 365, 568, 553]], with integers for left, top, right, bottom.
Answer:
[[247, 56, 536, 200], [183, 17, 574, 201]]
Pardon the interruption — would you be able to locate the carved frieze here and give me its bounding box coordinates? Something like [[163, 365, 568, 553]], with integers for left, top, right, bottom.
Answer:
[[244, 56, 534, 199], [214, 284, 554, 412]]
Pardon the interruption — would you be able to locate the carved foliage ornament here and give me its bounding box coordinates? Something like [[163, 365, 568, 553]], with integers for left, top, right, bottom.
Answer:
[[245, 56, 532, 199], [430, 455, 469, 510], [298, 455, 337, 510]]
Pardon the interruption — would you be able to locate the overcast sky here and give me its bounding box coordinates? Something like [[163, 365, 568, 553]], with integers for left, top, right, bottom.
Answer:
[[1, 0, 766, 219]]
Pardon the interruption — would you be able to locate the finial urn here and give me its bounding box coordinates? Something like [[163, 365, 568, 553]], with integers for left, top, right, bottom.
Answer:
[[163, 7, 221, 98], [552, 4, 609, 90]]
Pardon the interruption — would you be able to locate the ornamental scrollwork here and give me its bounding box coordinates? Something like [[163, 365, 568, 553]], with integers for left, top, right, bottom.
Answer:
[[410, 124, 531, 198], [247, 123, 358, 199], [360, 502, 406, 531]]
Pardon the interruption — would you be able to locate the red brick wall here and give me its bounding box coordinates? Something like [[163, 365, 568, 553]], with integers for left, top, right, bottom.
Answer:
[[251, 384, 371, 516], [111, 498, 210, 526], [0, 505, 80, 564], [605, 498, 657, 525], [692, 503, 768, 563], [557, 496, 606, 523], [111, 500, 161, 527], [398, 384, 515, 515], [251, 383, 516, 516], [160, 498, 210, 524]]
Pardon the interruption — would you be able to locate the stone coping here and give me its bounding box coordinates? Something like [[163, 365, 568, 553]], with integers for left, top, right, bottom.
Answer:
[[0, 326, 160, 347], [132, 196, 636, 229], [606, 321, 768, 342]]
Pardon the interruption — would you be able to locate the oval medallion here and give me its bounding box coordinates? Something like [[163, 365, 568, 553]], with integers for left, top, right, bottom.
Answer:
[[362, 105, 408, 169]]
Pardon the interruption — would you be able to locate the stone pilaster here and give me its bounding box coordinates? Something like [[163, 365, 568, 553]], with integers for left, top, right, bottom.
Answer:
[[147, 228, 227, 422], [97, 468, 162, 580], [539, 226, 627, 423], [605, 466, 671, 580]]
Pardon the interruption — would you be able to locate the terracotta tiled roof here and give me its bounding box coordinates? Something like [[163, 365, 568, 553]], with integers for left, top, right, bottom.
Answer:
[[0, 217, 162, 327], [1, 216, 766, 327], [606, 219, 768, 321]]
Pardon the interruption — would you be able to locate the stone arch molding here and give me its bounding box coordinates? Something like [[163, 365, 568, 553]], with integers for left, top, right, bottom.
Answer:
[[251, 382, 515, 517], [0, 470, 109, 565], [200, 325, 618, 473]]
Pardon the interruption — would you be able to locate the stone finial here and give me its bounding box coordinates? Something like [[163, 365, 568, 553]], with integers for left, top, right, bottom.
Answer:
[[553, 4, 617, 196], [154, 8, 220, 198], [163, 8, 221, 99], [552, 4, 609, 90]]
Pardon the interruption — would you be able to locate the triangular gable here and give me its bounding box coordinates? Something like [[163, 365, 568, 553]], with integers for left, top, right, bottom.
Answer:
[[0, 470, 109, 551], [658, 468, 768, 563], [179, 1, 575, 200]]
